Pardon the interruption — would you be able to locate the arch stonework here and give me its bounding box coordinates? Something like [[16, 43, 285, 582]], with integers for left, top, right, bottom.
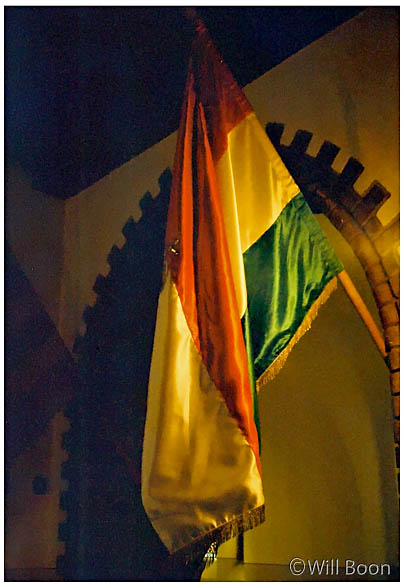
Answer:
[[266, 123, 399, 474]]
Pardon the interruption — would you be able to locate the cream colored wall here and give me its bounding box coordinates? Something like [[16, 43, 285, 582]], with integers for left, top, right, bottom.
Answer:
[[60, 132, 177, 350], [214, 215, 398, 570], [245, 7, 398, 227], [5, 163, 68, 571], [6, 162, 65, 325], [233, 8, 399, 566]]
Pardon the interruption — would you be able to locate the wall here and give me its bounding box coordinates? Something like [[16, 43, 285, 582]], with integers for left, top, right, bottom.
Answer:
[[209, 214, 398, 573], [5, 163, 69, 573], [5, 162, 65, 326], [210, 7, 400, 571], [59, 132, 177, 350], [245, 7, 399, 227], [5, 414, 68, 571]]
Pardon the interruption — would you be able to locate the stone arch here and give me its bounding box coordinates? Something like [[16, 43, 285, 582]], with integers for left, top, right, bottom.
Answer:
[[266, 123, 399, 470], [266, 123, 400, 454]]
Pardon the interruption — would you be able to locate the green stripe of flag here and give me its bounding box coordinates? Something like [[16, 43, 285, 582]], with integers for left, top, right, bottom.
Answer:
[[243, 193, 344, 384]]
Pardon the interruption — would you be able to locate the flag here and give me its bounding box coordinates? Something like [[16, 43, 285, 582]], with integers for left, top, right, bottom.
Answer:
[[141, 19, 344, 557]]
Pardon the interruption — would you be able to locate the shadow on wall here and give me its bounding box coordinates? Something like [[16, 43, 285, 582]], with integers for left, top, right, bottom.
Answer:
[[5, 245, 76, 465], [335, 75, 361, 160], [58, 168, 208, 581]]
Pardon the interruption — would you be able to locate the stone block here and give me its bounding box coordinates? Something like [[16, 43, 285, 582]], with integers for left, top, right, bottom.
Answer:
[[362, 181, 390, 207], [394, 443, 400, 468], [389, 272, 400, 298], [388, 347, 400, 371], [315, 141, 340, 168], [392, 394, 400, 418], [338, 157, 364, 189], [363, 216, 383, 238], [393, 419, 400, 444], [385, 325, 400, 349], [381, 250, 400, 280], [390, 371, 400, 395], [374, 282, 394, 307], [338, 218, 363, 243], [335, 187, 360, 211], [328, 207, 353, 234], [366, 262, 388, 287], [289, 130, 313, 154], [379, 302, 400, 329], [350, 234, 379, 267]]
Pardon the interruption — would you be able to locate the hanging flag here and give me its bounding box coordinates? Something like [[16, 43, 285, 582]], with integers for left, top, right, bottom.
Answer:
[[141, 19, 343, 557]]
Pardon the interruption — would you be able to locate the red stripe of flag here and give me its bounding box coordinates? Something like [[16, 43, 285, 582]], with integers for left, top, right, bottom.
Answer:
[[165, 22, 261, 475]]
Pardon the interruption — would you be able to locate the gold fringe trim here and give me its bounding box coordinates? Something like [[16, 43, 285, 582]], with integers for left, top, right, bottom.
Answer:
[[203, 541, 219, 568], [172, 504, 265, 567], [256, 277, 338, 393]]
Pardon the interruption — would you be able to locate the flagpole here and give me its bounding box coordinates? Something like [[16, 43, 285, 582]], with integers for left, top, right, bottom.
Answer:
[[182, 6, 248, 562], [182, 7, 202, 28], [236, 531, 244, 562], [337, 270, 387, 359]]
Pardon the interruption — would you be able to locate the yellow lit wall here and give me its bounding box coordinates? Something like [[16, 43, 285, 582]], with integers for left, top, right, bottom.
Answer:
[[207, 7, 399, 571], [59, 132, 177, 349], [245, 7, 398, 227], [212, 215, 398, 571]]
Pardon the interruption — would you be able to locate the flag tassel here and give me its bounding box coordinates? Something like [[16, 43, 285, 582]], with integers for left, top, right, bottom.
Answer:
[[256, 277, 338, 392], [142, 15, 344, 558], [174, 504, 265, 562]]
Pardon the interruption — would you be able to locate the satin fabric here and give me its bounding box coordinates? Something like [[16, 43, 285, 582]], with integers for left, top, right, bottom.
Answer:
[[165, 74, 261, 469], [216, 113, 300, 316], [142, 17, 342, 557], [142, 19, 266, 555], [141, 276, 264, 553], [243, 193, 344, 382]]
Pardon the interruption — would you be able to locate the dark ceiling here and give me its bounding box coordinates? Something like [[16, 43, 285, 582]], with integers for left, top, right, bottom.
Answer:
[[5, 6, 365, 199]]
